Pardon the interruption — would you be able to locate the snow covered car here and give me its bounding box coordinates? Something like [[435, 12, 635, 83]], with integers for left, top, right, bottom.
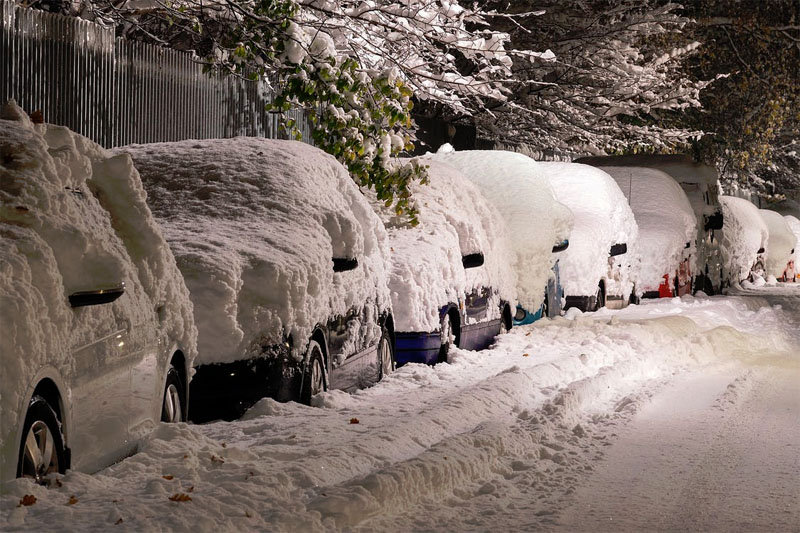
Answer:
[[785, 215, 800, 282], [600, 167, 697, 298], [371, 159, 516, 365], [719, 196, 769, 284], [427, 148, 573, 326], [759, 209, 798, 282], [123, 138, 394, 422], [576, 154, 724, 294], [539, 162, 640, 311], [0, 103, 196, 485]]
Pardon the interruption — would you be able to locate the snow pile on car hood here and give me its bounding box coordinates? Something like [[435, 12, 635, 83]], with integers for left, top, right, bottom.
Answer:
[[719, 197, 769, 282], [121, 138, 391, 366], [601, 167, 696, 291], [371, 159, 517, 332], [539, 162, 639, 297], [759, 209, 797, 278], [425, 148, 573, 313], [0, 101, 196, 446]]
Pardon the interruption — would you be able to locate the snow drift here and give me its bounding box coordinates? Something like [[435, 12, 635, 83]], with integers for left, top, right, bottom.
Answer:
[[758, 209, 797, 279], [539, 162, 639, 299], [426, 148, 573, 313], [0, 101, 196, 460], [120, 138, 391, 366], [719, 197, 768, 283], [600, 167, 696, 292], [371, 159, 517, 332]]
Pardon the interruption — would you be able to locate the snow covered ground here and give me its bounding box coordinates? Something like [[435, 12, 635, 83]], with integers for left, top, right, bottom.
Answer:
[[2, 286, 798, 531]]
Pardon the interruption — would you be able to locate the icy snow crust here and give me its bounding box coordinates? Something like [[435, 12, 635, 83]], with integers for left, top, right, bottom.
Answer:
[[120, 138, 391, 366], [372, 160, 517, 332], [719, 196, 769, 283], [426, 149, 573, 313], [539, 162, 639, 298], [759, 209, 797, 278], [601, 167, 696, 292], [0, 104, 196, 454]]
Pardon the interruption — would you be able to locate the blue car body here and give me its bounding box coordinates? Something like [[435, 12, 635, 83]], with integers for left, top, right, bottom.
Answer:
[[513, 260, 564, 326], [395, 288, 509, 366]]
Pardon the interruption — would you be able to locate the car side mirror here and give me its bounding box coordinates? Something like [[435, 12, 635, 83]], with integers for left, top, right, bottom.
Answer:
[[462, 253, 485, 269], [552, 240, 569, 253], [609, 243, 627, 257], [332, 257, 358, 272], [69, 284, 125, 307]]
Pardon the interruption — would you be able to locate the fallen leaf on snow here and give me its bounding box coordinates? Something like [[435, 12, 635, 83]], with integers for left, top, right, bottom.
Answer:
[[162, 475, 174, 480], [115, 518, 124, 525], [349, 418, 360, 424], [67, 495, 78, 505], [169, 493, 192, 502], [19, 495, 36, 507], [523, 353, 530, 357]]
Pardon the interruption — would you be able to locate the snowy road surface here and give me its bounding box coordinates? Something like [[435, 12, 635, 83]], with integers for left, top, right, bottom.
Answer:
[[2, 286, 799, 531]]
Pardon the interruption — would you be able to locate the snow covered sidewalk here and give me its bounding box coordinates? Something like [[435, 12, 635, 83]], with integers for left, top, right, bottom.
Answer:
[[2, 289, 798, 531]]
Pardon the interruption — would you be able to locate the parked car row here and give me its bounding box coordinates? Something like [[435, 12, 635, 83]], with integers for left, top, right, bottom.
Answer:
[[3, 101, 796, 486]]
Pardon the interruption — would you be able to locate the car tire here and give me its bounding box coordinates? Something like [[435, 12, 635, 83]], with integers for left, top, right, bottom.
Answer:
[[438, 313, 455, 364], [302, 340, 327, 404], [17, 397, 66, 483], [594, 284, 606, 311], [377, 327, 395, 381], [161, 366, 185, 423]]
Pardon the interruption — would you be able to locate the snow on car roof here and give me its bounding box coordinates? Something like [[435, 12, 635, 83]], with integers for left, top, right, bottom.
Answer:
[[758, 209, 798, 278], [371, 159, 517, 332], [120, 137, 390, 366], [0, 101, 196, 439], [539, 162, 639, 297], [719, 196, 769, 283], [426, 148, 573, 314], [600, 167, 696, 291]]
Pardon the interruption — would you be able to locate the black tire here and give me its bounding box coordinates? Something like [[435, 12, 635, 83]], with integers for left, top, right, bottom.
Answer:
[[593, 284, 606, 311], [377, 327, 395, 381], [301, 340, 327, 404], [437, 313, 455, 364], [161, 365, 185, 423], [17, 397, 66, 483]]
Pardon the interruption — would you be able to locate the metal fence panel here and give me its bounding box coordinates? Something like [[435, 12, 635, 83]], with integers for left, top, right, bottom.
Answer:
[[1, 0, 311, 148]]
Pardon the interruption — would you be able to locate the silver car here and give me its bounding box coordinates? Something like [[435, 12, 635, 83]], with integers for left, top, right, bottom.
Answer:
[[0, 104, 195, 485]]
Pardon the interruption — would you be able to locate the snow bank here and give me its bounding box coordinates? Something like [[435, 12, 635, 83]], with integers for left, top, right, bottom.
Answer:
[[601, 167, 696, 292], [539, 162, 639, 298], [426, 148, 573, 313], [371, 160, 516, 332], [0, 101, 196, 453], [719, 197, 768, 283], [758, 209, 797, 278], [120, 138, 391, 366], [2, 293, 793, 531]]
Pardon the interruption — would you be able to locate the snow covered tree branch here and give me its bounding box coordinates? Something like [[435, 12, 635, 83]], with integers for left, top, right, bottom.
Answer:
[[77, 0, 522, 224]]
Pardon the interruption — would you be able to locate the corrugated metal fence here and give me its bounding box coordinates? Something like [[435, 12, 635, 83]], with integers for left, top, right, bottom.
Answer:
[[0, 0, 312, 147]]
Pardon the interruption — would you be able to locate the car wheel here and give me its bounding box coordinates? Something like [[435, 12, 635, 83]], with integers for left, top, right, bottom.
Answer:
[[438, 313, 455, 364], [161, 366, 185, 423], [17, 397, 65, 483], [594, 284, 606, 311], [377, 327, 395, 381], [302, 340, 327, 404]]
